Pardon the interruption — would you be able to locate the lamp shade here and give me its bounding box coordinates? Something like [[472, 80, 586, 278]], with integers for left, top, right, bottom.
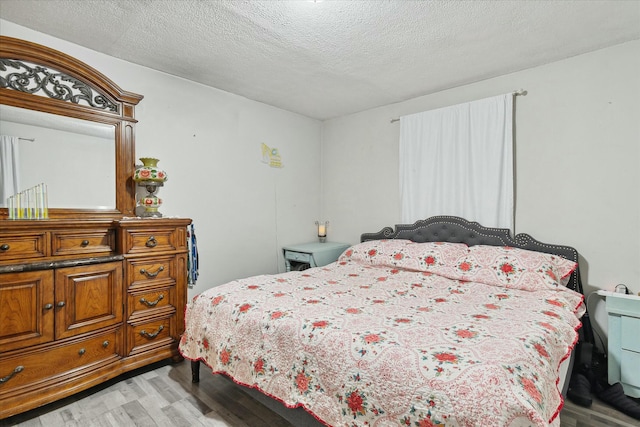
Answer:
[[315, 220, 328, 243], [133, 158, 168, 183]]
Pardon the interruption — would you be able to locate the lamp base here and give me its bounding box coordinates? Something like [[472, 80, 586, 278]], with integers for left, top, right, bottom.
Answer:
[[137, 181, 163, 218], [318, 236, 326, 243], [140, 208, 163, 218]]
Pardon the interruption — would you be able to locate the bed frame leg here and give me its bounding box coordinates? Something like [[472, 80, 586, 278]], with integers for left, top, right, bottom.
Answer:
[[191, 360, 200, 383]]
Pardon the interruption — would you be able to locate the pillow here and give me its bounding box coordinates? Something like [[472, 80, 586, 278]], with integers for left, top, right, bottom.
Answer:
[[457, 245, 577, 291], [338, 239, 469, 277], [339, 240, 577, 291]]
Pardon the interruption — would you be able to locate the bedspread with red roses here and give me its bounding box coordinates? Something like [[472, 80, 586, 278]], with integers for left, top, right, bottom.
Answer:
[[179, 240, 585, 427]]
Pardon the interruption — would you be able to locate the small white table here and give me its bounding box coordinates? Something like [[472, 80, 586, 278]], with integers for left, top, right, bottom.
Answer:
[[282, 241, 351, 272], [599, 290, 640, 397]]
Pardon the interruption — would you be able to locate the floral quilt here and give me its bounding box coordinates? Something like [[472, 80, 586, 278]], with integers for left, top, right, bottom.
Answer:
[[179, 240, 585, 427]]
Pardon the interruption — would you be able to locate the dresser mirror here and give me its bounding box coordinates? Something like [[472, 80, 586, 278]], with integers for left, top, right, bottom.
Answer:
[[0, 104, 116, 209], [0, 35, 143, 219]]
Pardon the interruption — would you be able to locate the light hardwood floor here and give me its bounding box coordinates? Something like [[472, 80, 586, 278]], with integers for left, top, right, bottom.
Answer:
[[1, 359, 638, 427]]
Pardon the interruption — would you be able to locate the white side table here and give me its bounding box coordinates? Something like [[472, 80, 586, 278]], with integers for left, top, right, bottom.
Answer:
[[282, 242, 351, 272], [599, 290, 640, 397]]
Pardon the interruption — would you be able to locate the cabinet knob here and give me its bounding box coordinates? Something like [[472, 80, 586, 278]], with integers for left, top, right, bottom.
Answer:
[[44, 303, 53, 310], [78, 348, 86, 356], [57, 301, 66, 308], [145, 236, 158, 248], [81, 240, 90, 247], [103, 340, 110, 348], [0, 243, 9, 251]]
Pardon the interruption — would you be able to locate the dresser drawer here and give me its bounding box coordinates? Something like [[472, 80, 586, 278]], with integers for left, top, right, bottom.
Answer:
[[621, 349, 640, 388], [126, 315, 175, 356], [0, 232, 48, 262], [284, 250, 312, 264], [126, 255, 176, 288], [0, 329, 120, 394], [51, 229, 115, 257], [128, 285, 176, 318], [621, 316, 640, 352], [122, 228, 180, 254]]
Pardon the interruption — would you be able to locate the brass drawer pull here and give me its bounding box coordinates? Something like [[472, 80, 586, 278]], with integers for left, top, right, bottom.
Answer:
[[145, 236, 158, 248], [140, 325, 164, 339], [81, 240, 90, 247], [140, 265, 164, 278], [140, 294, 164, 307], [44, 303, 53, 310], [78, 348, 86, 356], [0, 366, 24, 384], [0, 243, 9, 251]]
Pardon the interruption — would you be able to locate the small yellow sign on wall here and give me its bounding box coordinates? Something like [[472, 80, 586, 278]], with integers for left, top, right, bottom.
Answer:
[[261, 143, 283, 168]]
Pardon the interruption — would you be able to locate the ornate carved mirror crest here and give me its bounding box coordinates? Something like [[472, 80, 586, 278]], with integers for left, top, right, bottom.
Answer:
[[0, 58, 120, 112]]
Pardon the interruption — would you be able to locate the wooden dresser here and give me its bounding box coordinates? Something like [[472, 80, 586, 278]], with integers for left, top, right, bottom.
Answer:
[[0, 217, 191, 418], [0, 36, 195, 419]]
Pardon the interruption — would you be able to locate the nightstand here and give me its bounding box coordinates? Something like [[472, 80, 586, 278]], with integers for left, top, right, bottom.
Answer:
[[599, 290, 640, 397], [282, 242, 351, 272]]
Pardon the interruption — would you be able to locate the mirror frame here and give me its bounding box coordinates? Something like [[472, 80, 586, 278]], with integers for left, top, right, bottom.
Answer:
[[0, 36, 143, 219]]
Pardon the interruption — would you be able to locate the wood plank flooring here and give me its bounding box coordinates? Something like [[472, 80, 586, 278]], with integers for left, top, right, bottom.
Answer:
[[0, 360, 320, 427], [559, 394, 639, 427], [1, 359, 638, 427]]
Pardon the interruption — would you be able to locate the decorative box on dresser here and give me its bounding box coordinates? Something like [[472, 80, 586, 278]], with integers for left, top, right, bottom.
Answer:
[[0, 36, 192, 419]]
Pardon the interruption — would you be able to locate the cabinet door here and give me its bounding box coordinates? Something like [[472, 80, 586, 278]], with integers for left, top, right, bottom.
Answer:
[[0, 270, 55, 352], [55, 261, 123, 340]]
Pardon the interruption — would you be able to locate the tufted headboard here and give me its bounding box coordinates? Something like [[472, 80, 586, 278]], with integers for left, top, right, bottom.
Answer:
[[361, 216, 583, 295]]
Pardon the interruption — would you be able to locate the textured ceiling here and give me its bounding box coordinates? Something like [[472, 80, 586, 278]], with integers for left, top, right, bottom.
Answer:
[[1, 0, 639, 120]]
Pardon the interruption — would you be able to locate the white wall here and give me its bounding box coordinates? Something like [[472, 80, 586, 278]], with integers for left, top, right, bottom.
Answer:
[[1, 20, 323, 297], [322, 40, 640, 348]]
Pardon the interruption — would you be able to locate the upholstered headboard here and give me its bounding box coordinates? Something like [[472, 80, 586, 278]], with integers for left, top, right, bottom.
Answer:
[[361, 216, 583, 295]]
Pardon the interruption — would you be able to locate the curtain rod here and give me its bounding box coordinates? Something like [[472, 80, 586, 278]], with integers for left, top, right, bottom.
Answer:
[[390, 89, 527, 123]]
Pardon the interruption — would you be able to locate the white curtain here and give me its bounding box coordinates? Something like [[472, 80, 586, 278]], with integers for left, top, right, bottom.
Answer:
[[0, 135, 21, 204], [399, 93, 514, 230]]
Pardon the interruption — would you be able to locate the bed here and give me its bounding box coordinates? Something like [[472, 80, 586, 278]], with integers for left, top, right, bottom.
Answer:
[[179, 216, 585, 426]]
